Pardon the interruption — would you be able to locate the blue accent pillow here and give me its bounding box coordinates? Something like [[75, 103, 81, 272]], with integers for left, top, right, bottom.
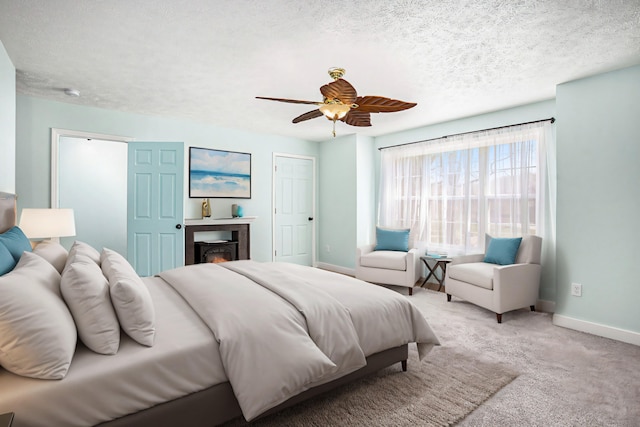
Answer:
[[0, 226, 32, 262], [374, 227, 410, 252], [0, 242, 15, 275], [484, 236, 522, 265]]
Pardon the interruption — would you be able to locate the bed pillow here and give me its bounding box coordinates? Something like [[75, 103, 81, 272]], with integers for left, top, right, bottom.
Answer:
[[0, 226, 32, 262], [33, 241, 69, 274], [484, 236, 522, 265], [101, 248, 155, 347], [0, 242, 15, 275], [0, 252, 77, 379], [374, 227, 410, 252], [64, 240, 101, 271], [61, 260, 120, 355]]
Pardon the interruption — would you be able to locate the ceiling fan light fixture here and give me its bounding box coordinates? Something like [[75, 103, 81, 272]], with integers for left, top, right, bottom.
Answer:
[[256, 67, 416, 137], [319, 102, 350, 120]]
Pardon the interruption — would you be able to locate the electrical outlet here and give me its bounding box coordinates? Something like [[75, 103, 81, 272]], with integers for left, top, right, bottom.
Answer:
[[571, 282, 582, 297], [325, 244, 331, 253]]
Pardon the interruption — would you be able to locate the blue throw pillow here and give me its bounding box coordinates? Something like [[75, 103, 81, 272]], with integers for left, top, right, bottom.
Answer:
[[0, 242, 16, 275], [374, 227, 410, 252], [484, 236, 522, 265], [0, 226, 32, 262]]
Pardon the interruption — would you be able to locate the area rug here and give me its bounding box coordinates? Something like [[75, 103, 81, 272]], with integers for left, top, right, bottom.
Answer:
[[224, 346, 519, 426]]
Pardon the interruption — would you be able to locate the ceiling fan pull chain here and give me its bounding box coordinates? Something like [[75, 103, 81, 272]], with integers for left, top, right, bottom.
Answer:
[[332, 119, 337, 137]]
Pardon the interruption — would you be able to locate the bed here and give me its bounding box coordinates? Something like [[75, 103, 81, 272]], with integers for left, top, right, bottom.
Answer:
[[0, 192, 440, 427]]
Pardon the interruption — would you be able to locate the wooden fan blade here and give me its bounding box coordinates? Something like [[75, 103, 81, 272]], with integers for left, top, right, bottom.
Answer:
[[353, 96, 417, 113], [256, 96, 320, 105], [292, 109, 324, 123], [341, 110, 371, 127], [320, 79, 357, 104]]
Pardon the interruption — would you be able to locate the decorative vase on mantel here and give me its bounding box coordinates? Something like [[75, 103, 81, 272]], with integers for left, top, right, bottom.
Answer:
[[232, 204, 244, 218], [202, 198, 211, 218]]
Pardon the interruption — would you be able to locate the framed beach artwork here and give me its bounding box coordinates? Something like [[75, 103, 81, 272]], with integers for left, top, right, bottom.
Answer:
[[189, 147, 251, 198]]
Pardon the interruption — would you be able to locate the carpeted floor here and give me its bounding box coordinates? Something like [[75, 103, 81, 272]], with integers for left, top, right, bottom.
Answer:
[[226, 284, 640, 426], [405, 286, 640, 426], [225, 346, 517, 426]]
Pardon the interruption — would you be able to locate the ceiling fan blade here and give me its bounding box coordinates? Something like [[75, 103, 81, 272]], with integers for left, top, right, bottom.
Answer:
[[256, 96, 320, 105], [341, 110, 371, 127], [353, 96, 417, 113], [320, 79, 357, 104], [292, 109, 324, 123]]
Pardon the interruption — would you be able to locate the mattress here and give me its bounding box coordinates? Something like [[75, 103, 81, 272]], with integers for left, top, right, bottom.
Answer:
[[0, 277, 224, 427]]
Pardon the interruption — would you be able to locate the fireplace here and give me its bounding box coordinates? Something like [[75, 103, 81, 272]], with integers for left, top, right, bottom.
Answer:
[[185, 221, 252, 265], [195, 241, 239, 264]]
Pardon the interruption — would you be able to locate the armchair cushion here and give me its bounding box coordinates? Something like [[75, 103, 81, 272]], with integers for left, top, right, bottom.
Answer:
[[484, 236, 522, 265], [374, 227, 410, 252], [448, 262, 495, 290], [360, 250, 408, 271]]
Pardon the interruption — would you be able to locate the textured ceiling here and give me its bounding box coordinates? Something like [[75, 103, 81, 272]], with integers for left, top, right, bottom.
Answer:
[[1, 0, 639, 141]]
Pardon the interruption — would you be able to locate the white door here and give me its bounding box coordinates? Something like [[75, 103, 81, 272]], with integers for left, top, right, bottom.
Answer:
[[273, 154, 315, 265]]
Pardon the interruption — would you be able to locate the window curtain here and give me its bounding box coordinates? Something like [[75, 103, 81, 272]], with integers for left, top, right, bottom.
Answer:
[[378, 121, 555, 264]]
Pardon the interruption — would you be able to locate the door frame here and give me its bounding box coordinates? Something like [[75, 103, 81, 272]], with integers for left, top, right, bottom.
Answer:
[[51, 128, 134, 208], [272, 153, 317, 265]]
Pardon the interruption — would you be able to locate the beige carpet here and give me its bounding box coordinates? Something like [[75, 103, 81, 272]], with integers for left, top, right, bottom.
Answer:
[[224, 346, 518, 426]]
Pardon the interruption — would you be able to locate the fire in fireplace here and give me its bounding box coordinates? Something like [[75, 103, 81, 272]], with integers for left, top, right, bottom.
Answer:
[[195, 241, 239, 264]]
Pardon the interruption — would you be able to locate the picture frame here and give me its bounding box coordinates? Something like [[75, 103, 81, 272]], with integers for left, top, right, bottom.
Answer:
[[189, 147, 251, 198]]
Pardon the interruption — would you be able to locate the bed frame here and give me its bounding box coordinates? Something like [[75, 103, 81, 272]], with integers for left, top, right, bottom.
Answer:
[[0, 193, 408, 426]]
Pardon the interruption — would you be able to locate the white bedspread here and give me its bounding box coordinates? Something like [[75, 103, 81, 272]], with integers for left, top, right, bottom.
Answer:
[[159, 260, 440, 421]]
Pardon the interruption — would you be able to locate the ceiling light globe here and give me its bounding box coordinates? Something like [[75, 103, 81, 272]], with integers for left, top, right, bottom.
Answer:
[[319, 103, 350, 120]]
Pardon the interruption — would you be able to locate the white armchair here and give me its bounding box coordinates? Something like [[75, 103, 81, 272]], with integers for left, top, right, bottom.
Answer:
[[444, 235, 543, 323], [356, 244, 421, 295]]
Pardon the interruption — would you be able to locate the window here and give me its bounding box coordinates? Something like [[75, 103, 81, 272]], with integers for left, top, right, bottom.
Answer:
[[378, 122, 552, 255]]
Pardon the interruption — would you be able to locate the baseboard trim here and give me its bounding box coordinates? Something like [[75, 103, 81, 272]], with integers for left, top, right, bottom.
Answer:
[[552, 314, 640, 347], [315, 262, 355, 277]]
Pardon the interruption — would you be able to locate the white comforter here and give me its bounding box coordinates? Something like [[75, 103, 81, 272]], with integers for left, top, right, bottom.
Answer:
[[159, 260, 440, 421]]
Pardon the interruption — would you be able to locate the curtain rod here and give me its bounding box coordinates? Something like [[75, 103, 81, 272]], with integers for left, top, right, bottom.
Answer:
[[378, 117, 555, 151]]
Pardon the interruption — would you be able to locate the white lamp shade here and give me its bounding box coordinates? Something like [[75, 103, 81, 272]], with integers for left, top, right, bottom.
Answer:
[[19, 208, 76, 239]]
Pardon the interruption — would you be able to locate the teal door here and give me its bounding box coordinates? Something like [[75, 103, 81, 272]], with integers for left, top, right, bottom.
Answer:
[[128, 142, 184, 276], [274, 155, 315, 265]]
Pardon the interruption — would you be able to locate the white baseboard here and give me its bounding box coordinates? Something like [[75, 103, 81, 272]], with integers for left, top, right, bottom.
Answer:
[[553, 314, 640, 347], [315, 262, 355, 277]]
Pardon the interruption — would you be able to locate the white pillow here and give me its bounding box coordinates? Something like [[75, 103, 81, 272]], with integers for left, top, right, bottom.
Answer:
[[65, 240, 101, 272], [0, 252, 77, 379], [101, 248, 155, 346], [33, 241, 69, 273], [61, 261, 121, 355]]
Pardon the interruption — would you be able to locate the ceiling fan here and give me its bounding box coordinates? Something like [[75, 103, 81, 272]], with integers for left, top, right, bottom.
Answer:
[[256, 67, 417, 137]]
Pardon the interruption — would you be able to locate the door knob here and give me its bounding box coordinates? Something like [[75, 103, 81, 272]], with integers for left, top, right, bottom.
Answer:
[[308, 217, 314, 221], [176, 224, 182, 229]]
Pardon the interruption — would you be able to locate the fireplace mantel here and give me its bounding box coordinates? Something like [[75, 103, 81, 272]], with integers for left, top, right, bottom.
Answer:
[[184, 216, 256, 226], [184, 217, 256, 265]]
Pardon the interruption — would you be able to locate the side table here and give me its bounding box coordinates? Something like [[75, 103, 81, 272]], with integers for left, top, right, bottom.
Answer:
[[420, 256, 452, 292], [0, 413, 14, 427]]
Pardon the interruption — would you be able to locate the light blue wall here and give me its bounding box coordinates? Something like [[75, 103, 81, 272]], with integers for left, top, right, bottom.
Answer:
[[15, 95, 319, 262], [555, 65, 640, 333], [318, 134, 358, 268], [0, 40, 15, 193], [356, 135, 376, 246]]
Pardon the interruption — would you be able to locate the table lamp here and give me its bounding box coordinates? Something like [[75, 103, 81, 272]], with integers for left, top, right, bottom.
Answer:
[[19, 208, 76, 243]]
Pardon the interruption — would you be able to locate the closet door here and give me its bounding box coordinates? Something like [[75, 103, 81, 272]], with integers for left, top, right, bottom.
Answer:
[[274, 154, 315, 266]]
